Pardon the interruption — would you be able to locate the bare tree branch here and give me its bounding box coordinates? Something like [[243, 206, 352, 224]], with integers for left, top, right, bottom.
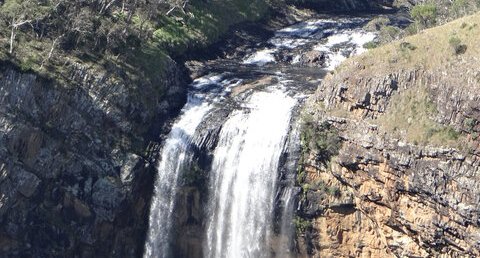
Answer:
[[9, 19, 32, 54], [40, 35, 62, 69]]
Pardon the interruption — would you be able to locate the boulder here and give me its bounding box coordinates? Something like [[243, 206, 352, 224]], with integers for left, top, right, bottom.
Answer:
[[299, 50, 327, 67]]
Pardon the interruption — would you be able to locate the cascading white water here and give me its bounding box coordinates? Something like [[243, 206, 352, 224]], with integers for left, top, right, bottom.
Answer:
[[143, 99, 212, 258], [204, 88, 297, 258], [144, 73, 235, 257]]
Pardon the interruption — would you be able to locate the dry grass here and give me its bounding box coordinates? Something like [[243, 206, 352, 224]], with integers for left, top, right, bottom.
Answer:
[[325, 13, 480, 148], [375, 86, 461, 146], [337, 13, 480, 76]]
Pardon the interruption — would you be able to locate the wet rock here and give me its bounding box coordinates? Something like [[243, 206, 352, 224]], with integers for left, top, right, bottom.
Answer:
[[299, 50, 327, 67], [274, 50, 294, 63], [92, 177, 126, 221], [120, 153, 140, 185]]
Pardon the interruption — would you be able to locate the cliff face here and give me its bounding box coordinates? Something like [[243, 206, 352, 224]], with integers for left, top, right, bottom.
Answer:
[[298, 14, 480, 257], [0, 58, 187, 257]]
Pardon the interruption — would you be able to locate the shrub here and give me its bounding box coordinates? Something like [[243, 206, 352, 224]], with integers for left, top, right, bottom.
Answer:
[[293, 216, 312, 234], [398, 42, 417, 59], [449, 35, 467, 55], [464, 118, 477, 132], [363, 41, 378, 49], [405, 23, 419, 35], [400, 41, 417, 51], [410, 3, 438, 29], [301, 119, 342, 164], [326, 186, 340, 197]]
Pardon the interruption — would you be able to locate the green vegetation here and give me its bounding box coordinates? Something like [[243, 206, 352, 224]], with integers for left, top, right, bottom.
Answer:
[[364, 17, 404, 45], [380, 25, 402, 42], [347, 13, 480, 73], [300, 116, 342, 164], [365, 1, 480, 50], [407, 1, 480, 30], [365, 17, 390, 31], [0, 0, 271, 84], [293, 216, 312, 234], [311, 180, 341, 197], [411, 3, 438, 30], [396, 41, 416, 60], [376, 87, 462, 147], [399, 41, 417, 51], [451, 0, 470, 18], [329, 13, 480, 149], [363, 41, 378, 49], [449, 35, 467, 54], [326, 185, 340, 197]]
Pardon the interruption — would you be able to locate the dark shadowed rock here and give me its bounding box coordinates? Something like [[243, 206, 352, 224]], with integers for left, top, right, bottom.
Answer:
[[92, 177, 126, 221], [12, 169, 41, 198]]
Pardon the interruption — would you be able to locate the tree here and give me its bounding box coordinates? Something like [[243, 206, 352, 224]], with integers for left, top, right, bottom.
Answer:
[[0, 0, 57, 53], [410, 3, 438, 29], [1, 0, 32, 53]]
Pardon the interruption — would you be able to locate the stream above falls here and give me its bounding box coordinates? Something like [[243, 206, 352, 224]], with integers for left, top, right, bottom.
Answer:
[[144, 15, 377, 258]]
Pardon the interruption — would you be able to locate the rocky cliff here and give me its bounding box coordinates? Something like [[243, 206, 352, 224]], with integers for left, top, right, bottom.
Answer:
[[297, 13, 480, 257], [0, 58, 187, 257]]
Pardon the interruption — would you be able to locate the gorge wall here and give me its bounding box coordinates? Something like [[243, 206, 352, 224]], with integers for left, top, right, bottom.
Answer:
[[0, 58, 187, 257], [297, 13, 480, 257]]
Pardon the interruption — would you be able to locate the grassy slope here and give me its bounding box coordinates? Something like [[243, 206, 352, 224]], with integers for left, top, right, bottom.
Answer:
[[152, 0, 270, 55], [0, 0, 270, 85], [339, 13, 480, 77], [328, 12, 480, 147]]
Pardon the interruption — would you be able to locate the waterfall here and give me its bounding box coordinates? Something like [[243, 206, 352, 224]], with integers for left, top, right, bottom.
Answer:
[[143, 99, 212, 258], [144, 73, 232, 257], [204, 88, 297, 258], [144, 16, 377, 258]]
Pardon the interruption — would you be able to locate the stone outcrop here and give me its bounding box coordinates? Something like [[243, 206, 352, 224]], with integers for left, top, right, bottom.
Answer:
[[298, 38, 480, 256], [0, 58, 187, 257]]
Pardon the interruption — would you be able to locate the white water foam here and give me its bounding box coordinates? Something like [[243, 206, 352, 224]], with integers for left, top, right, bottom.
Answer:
[[204, 88, 297, 258], [315, 29, 377, 70], [243, 49, 276, 65], [144, 73, 235, 257]]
